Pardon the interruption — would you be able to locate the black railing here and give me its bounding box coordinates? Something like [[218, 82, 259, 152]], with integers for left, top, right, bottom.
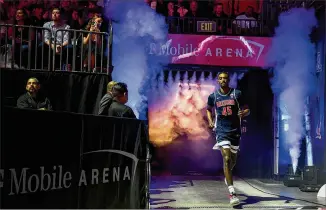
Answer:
[[0, 24, 112, 74], [163, 0, 320, 36], [166, 17, 269, 36], [265, 0, 323, 33]]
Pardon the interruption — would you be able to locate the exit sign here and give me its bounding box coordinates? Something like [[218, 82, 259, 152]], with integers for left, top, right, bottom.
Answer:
[[197, 21, 216, 33]]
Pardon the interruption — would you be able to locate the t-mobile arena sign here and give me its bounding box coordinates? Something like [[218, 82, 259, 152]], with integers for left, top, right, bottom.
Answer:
[[149, 34, 272, 67]]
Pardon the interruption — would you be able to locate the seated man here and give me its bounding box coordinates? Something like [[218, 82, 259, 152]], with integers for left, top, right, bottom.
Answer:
[[17, 77, 52, 110], [98, 80, 117, 115], [108, 82, 136, 119]]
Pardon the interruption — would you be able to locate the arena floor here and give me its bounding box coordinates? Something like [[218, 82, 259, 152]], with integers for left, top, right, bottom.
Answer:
[[150, 176, 326, 209]]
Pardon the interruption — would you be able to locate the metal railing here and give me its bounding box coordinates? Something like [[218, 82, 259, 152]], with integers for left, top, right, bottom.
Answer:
[[163, 0, 321, 36], [0, 24, 112, 74], [145, 144, 151, 209], [264, 0, 323, 33], [166, 17, 268, 36]]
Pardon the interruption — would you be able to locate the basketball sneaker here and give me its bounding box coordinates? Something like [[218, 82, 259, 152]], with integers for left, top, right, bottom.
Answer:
[[229, 193, 240, 206]]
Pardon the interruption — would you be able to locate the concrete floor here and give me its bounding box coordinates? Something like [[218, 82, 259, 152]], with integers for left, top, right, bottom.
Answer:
[[150, 176, 326, 209]]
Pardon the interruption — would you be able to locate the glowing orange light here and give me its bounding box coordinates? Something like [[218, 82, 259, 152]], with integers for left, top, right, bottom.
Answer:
[[149, 82, 215, 147]]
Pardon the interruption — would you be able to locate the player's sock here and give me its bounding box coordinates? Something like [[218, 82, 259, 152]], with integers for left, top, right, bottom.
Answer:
[[224, 177, 228, 186], [228, 186, 235, 195]]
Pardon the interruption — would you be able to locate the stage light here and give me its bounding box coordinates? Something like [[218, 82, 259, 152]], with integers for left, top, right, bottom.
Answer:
[[178, 82, 215, 88], [281, 114, 290, 132], [283, 122, 289, 131]]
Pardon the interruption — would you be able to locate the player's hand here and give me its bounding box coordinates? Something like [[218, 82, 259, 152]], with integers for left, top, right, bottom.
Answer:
[[238, 110, 247, 118]]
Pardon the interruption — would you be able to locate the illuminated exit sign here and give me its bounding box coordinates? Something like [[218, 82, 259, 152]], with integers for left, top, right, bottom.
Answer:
[[197, 21, 216, 33]]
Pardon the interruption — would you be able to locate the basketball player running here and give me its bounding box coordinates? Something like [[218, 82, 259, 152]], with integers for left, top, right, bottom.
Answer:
[[206, 72, 250, 206]]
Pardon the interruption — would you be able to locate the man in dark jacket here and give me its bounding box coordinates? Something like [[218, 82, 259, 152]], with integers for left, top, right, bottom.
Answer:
[[108, 82, 136, 119], [98, 81, 117, 115], [17, 77, 52, 110]]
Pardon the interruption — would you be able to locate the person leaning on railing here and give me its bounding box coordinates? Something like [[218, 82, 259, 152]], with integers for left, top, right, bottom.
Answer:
[[175, 1, 188, 33], [40, 7, 71, 69], [210, 3, 229, 34]]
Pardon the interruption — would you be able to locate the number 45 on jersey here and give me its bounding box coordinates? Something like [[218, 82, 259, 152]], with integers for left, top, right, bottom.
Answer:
[[222, 106, 232, 116]]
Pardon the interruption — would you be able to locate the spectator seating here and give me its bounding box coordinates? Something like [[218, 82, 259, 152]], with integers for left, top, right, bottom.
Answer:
[[148, 0, 318, 35], [0, 0, 112, 72], [0, 0, 319, 71]]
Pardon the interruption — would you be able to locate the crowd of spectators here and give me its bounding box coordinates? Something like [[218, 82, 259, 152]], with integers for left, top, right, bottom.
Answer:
[[0, 0, 264, 38], [147, 0, 262, 17], [0, 0, 106, 29], [0, 0, 109, 71], [146, 0, 264, 34], [0, 0, 267, 70]]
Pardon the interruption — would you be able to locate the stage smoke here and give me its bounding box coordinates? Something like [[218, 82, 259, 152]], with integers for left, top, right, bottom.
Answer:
[[229, 72, 243, 88], [148, 71, 243, 171], [105, 0, 168, 119], [266, 8, 317, 174], [149, 72, 242, 146]]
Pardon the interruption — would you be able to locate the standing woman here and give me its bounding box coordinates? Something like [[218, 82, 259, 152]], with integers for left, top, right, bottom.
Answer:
[[82, 16, 106, 72]]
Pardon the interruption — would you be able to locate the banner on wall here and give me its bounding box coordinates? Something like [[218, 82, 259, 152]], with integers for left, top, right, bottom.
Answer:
[[0, 107, 148, 209], [149, 34, 272, 67]]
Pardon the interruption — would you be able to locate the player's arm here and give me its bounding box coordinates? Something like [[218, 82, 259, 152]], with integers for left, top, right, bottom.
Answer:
[[207, 94, 215, 128], [240, 104, 250, 117], [238, 91, 250, 118], [207, 107, 214, 128]]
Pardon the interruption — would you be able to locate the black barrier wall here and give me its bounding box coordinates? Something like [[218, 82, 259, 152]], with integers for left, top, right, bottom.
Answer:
[[0, 107, 149, 208], [0, 70, 111, 114]]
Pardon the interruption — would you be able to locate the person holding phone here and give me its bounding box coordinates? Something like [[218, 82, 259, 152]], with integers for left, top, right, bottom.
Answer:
[[82, 16, 104, 71]]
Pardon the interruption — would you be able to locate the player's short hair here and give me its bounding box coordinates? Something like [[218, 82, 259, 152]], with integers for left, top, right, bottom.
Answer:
[[112, 82, 128, 98], [107, 81, 117, 92], [217, 72, 229, 79]]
